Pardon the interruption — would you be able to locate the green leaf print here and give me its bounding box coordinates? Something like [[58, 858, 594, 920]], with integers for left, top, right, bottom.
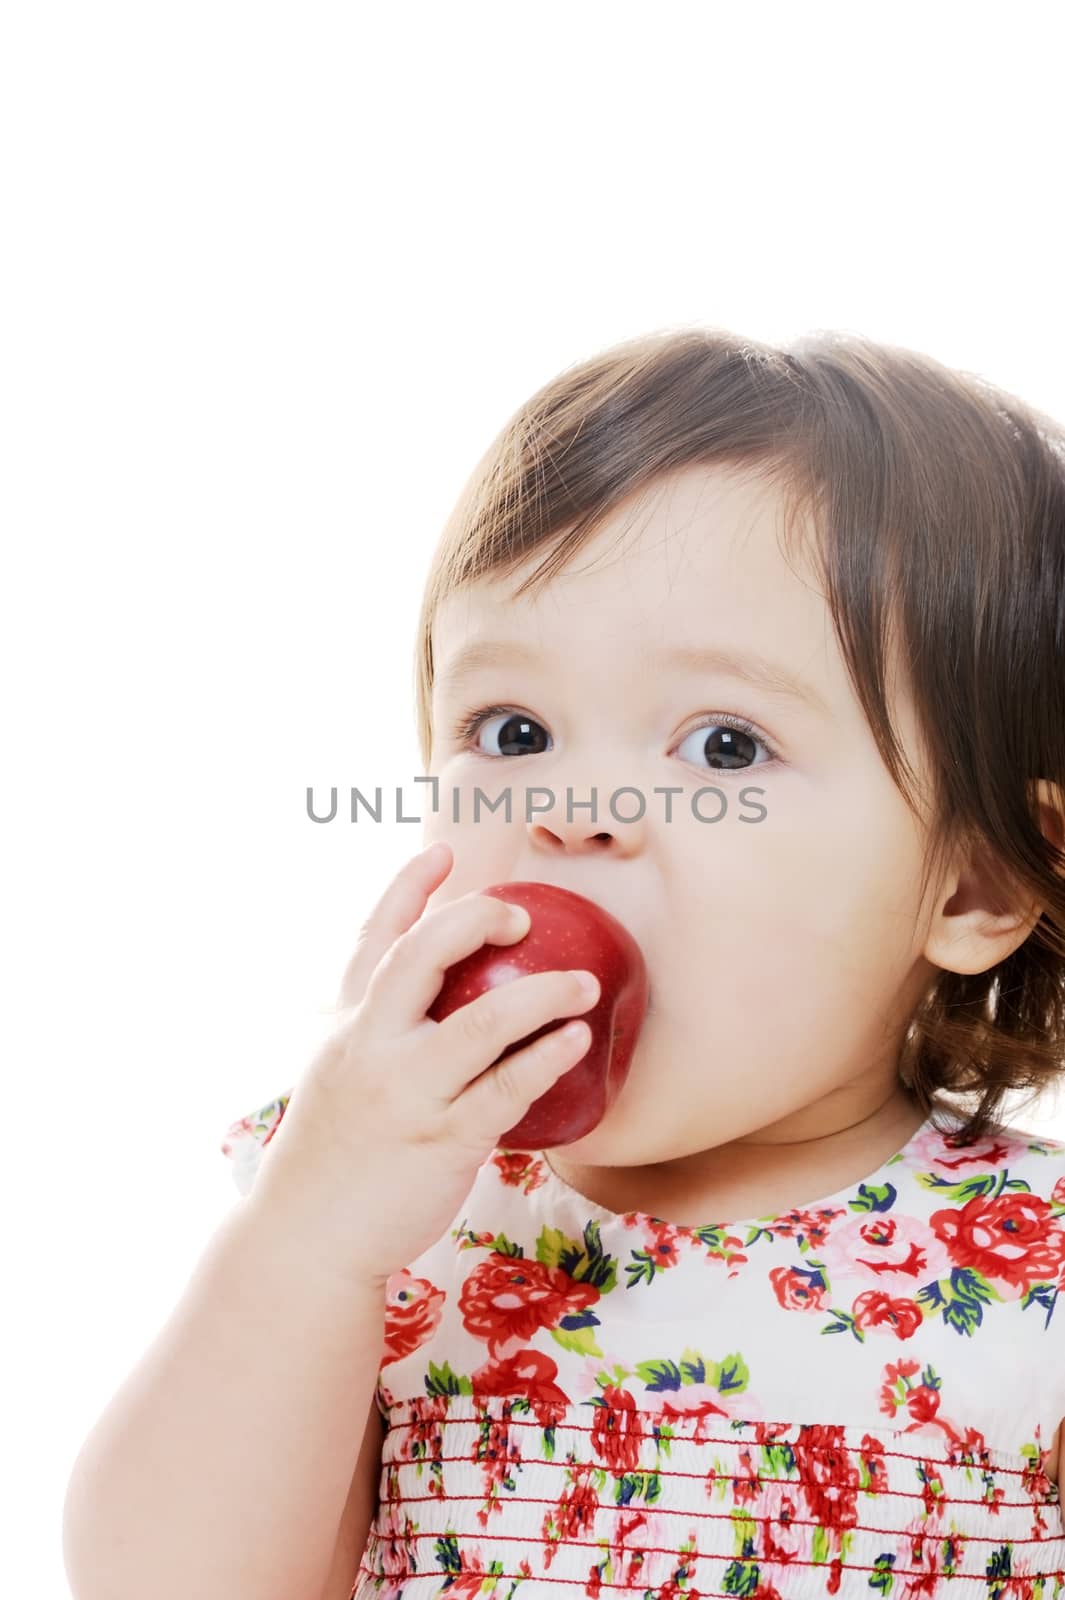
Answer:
[[914, 1169, 1004, 1202], [614, 1469, 662, 1506], [624, 1251, 665, 1287], [711, 1353, 750, 1394], [426, 1361, 474, 1398], [916, 1268, 997, 1334], [730, 1506, 756, 1553], [760, 1437, 797, 1478], [535, 1220, 618, 1291], [456, 1225, 526, 1257], [987, 1544, 1013, 1583], [635, 1357, 684, 1392], [635, 1350, 749, 1396], [679, 1348, 705, 1384], [848, 1179, 897, 1213], [721, 1508, 759, 1595], [536, 1225, 571, 1272], [502, 1396, 558, 1462], [1024, 1280, 1060, 1324], [436, 1534, 461, 1576], [720, 1558, 760, 1595], [694, 1222, 772, 1252], [548, 1321, 604, 1357]]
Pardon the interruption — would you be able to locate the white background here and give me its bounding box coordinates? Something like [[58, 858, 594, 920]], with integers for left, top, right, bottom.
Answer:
[[4, 3, 1065, 1593]]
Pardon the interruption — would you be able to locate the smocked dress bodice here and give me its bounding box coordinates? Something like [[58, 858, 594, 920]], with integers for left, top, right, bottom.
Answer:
[[222, 1095, 1065, 1598]]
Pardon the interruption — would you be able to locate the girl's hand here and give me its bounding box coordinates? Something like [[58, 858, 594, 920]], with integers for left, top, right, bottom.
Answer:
[[246, 841, 600, 1288]]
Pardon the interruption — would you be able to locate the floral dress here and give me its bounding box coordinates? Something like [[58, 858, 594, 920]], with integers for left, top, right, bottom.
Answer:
[[221, 1094, 1065, 1598]]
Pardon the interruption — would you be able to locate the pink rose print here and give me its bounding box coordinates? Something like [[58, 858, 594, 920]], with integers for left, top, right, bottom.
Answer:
[[381, 1269, 446, 1365], [908, 1122, 1016, 1177], [656, 1383, 763, 1439], [815, 1211, 953, 1289]]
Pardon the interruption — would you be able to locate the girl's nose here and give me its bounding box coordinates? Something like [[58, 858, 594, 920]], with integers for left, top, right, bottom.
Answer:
[[526, 791, 648, 856]]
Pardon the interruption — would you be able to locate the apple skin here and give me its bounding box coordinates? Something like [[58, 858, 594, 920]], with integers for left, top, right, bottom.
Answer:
[[426, 881, 649, 1149]]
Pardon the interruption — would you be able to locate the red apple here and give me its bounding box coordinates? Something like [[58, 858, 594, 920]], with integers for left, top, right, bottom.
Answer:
[[427, 881, 649, 1149]]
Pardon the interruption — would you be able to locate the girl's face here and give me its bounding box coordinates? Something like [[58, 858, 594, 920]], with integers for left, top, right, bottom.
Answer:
[[424, 462, 939, 1170]]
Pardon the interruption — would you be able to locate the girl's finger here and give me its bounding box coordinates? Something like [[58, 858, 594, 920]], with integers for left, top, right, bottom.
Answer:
[[359, 889, 532, 1035], [430, 965, 599, 1103], [333, 840, 453, 1011], [451, 1013, 593, 1146]]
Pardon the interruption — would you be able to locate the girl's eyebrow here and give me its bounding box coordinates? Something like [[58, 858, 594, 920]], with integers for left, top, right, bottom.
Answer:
[[664, 643, 832, 717], [437, 638, 831, 717], [436, 639, 540, 698]]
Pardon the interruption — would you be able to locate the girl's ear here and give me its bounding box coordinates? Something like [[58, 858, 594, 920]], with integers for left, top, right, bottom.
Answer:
[[922, 779, 1065, 977]]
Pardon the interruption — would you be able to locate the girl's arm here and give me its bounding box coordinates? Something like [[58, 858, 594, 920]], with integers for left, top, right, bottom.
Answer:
[[61, 1193, 387, 1600], [319, 1394, 386, 1598]]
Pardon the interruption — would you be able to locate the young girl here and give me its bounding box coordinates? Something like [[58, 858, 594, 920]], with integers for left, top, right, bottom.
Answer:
[[66, 328, 1065, 1600]]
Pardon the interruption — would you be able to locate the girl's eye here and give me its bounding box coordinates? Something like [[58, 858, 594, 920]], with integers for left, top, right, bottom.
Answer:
[[453, 704, 552, 757], [675, 715, 778, 772], [452, 704, 778, 771]]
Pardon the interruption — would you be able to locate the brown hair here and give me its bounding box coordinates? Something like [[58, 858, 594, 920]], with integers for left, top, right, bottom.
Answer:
[[412, 325, 1065, 1144]]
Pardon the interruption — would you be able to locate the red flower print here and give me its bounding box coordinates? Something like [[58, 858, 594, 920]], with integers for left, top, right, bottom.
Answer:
[[905, 1384, 941, 1424], [590, 1384, 644, 1474], [761, 1506, 801, 1565], [770, 1205, 846, 1247], [852, 1290, 923, 1339], [473, 1411, 523, 1528], [656, 1389, 731, 1438], [791, 1423, 860, 1531], [542, 1474, 599, 1569], [859, 1240, 931, 1280], [753, 1420, 797, 1449], [878, 1358, 940, 1423], [877, 1360, 955, 1445], [492, 1149, 548, 1193], [944, 1425, 994, 1471], [858, 1433, 888, 1493], [609, 1509, 655, 1589], [642, 1221, 685, 1268], [444, 1554, 495, 1600], [470, 1348, 571, 1427], [559, 1479, 600, 1541], [397, 1394, 449, 1495], [459, 1251, 600, 1357], [646, 1579, 703, 1600], [730, 1445, 763, 1507], [860, 1215, 898, 1246], [930, 1189, 1065, 1296], [381, 1270, 446, 1365], [769, 1264, 829, 1311]]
